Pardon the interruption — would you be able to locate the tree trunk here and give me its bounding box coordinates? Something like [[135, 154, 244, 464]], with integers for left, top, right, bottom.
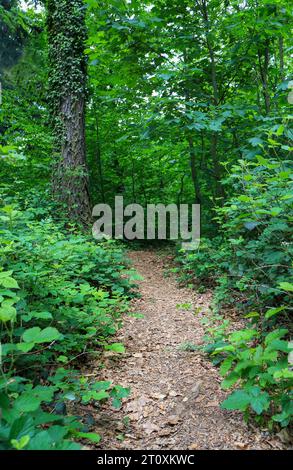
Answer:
[[183, 49, 201, 206], [257, 41, 271, 114], [187, 134, 201, 204], [200, 0, 224, 202], [95, 114, 105, 203], [47, 0, 91, 223], [279, 37, 284, 81]]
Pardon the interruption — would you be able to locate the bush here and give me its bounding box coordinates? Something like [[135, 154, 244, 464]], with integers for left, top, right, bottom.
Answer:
[[203, 303, 293, 429], [0, 202, 134, 449], [177, 125, 293, 313], [176, 124, 293, 429]]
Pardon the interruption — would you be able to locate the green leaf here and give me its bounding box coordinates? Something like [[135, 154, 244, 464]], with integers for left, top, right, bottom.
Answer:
[[221, 390, 250, 411], [0, 305, 17, 322], [14, 393, 41, 412], [11, 435, 30, 450], [248, 387, 270, 415], [265, 307, 286, 319], [17, 342, 35, 353], [1, 277, 19, 289], [273, 368, 293, 379], [266, 339, 290, 353], [0, 272, 19, 289], [9, 415, 34, 440], [104, 343, 125, 353], [229, 329, 258, 344], [92, 390, 110, 401], [76, 432, 101, 443], [220, 357, 234, 376], [221, 372, 239, 390], [23, 327, 61, 344], [278, 282, 293, 292], [264, 329, 288, 346], [23, 311, 53, 322]]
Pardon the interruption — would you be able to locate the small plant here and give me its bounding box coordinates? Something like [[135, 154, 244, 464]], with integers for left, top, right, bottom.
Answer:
[[203, 306, 293, 429]]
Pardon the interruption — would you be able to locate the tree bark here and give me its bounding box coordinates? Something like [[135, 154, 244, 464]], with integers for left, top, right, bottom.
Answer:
[[257, 41, 271, 114], [199, 0, 224, 201], [95, 114, 105, 203], [47, 0, 91, 223], [183, 49, 201, 206], [279, 37, 284, 81], [187, 134, 201, 204]]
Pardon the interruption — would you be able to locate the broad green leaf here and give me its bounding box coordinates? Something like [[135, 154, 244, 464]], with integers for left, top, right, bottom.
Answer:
[[14, 393, 41, 412], [0, 305, 17, 322], [278, 282, 293, 292], [23, 327, 61, 344], [17, 342, 35, 353], [221, 390, 250, 411]]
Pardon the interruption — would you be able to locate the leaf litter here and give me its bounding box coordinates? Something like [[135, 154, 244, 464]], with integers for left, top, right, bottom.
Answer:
[[89, 250, 287, 450]]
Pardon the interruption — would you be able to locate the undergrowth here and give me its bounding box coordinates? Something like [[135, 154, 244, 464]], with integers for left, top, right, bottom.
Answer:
[[0, 200, 137, 450]]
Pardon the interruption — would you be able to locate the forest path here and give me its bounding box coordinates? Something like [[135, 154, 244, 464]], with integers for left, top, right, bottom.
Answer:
[[95, 250, 275, 450]]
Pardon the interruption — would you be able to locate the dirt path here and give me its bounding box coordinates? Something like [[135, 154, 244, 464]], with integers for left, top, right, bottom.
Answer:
[[93, 250, 279, 450]]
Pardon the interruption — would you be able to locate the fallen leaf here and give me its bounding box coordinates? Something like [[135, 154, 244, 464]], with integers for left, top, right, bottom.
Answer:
[[142, 421, 160, 435], [167, 415, 181, 426], [188, 443, 198, 450], [152, 393, 167, 400], [235, 442, 248, 449]]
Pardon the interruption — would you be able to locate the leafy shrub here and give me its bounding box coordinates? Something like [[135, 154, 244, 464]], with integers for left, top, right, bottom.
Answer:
[[203, 304, 293, 429], [177, 124, 293, 429], [0, 202, 133, 449], [177, 125, 293, 313]]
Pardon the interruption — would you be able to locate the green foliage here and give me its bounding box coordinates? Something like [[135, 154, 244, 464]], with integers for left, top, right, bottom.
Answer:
[[177, 124, 292, 430], [202, 306, 293, 428], [1, 0, 292, 447], [0, 201, 133, 449], [177, 124, 293, 313]]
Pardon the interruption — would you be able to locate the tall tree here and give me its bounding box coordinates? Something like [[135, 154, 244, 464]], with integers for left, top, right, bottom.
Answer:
[[47, 0, 91, 223], [0, 0, 27, 80]]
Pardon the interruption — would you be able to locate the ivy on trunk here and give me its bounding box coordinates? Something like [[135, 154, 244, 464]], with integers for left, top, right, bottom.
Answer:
[[47, 0, 91, 223]]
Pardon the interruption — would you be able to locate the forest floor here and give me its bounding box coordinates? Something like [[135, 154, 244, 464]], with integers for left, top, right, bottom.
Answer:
[[90, 249, 285, 450]]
